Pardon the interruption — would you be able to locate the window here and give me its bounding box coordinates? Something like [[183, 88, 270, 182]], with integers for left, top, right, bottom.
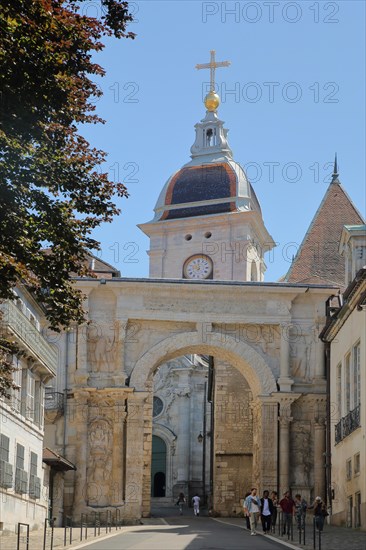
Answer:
[[34, 381, 45, 428], [336, 363, 342, 418], [352, 342, 360, 409], [12, 364, 22, 412], [29, 452, 40, 499], [16, 444, 25, 470], [30, 452, 37, 478], [0, 435, 12, 489], [15, 444, 27, 494], [346, 458, 352, 480], [21, 370, 35, 421], [153, 397, 164, 418], [354, 453, 360, 475], [345, 353, 351, 413], [0, 434, 10, 462]]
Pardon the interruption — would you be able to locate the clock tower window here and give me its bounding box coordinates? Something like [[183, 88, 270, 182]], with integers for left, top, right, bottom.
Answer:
[[205, 128, 217, 147]]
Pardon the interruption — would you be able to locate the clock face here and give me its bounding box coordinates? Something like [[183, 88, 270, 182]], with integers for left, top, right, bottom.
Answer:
[[183, 255, 213, 279]]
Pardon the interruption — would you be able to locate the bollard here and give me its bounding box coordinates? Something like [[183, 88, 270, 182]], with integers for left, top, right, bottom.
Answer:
[[290, 516, 293, 541], [50, 519, 54, 550], [313, 516, 316, 549], [43, 519, 47, 550]]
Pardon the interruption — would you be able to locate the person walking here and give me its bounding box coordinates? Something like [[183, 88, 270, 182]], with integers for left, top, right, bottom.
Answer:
[[244, 487, 261, 536], [192, 494, 200, 516], [260, 490, 274, 534], [176, 492, 186, 515], [310, 496, 328, 531], [279, 491, 295, 536], [294, 494, 307, 531], [243, 491, 251, 529], [271, 491, 279, 533]]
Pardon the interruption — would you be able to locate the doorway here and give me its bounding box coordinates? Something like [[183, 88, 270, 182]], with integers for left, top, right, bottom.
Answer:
[[151, 436, 167, 497]]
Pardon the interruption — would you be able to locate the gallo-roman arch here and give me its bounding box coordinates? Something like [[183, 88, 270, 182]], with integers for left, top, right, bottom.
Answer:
[[49, 278, 332, 522]]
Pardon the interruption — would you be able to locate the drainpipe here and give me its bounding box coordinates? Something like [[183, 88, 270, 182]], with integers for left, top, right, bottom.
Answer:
[[324, 340, 332, 513], [208, 356, 215, 511], [277, 402, 280, 496], [62, 330, 69, 527], [202, 381, 207, 506], [63, 330, 69, 456]]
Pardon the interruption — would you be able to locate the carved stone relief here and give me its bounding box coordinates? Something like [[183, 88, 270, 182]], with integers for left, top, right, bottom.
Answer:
[[87, 418, 113, 507]]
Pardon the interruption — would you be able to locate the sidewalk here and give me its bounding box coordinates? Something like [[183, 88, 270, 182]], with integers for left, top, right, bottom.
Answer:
[[0, 517, 168, 550], [270, 522, 366, 550], [214, 517, 366, 550]]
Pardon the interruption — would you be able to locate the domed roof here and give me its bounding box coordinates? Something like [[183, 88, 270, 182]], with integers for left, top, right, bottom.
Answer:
[[153, 159, 261, 221]]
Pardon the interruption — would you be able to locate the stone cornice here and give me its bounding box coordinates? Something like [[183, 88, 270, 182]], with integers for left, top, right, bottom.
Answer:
[[74, 277, 337, 294], [320, 268, 366, 342]]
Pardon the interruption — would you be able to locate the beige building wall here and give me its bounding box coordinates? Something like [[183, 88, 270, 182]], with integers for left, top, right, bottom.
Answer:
[[0, 290, 57, 533], [330, 306, 365, 528]]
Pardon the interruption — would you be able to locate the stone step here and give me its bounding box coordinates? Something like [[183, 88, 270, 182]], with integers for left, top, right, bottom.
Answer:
[[151, 497, 176, 507]]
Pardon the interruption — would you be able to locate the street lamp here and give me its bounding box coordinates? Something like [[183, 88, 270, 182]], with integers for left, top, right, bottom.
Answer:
[[197, 432, 203, 444]]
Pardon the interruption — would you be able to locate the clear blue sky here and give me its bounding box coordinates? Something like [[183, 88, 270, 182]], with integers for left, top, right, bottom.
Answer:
[[82, 0, 365, 281]]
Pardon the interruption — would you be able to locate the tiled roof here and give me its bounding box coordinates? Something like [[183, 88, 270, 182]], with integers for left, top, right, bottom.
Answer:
[[285, 181, 365, 287], [161, 163, 236, 220]]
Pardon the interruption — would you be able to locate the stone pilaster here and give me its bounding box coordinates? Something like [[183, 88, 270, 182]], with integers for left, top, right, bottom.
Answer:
[[174, 369, 192, 491], [73, 289, 92, 387], [125, 390, 150, 518], [257, 397, 278, 490], [278, 325, 294, 392], [309, 395, 327, 499], [277, 394, 301, 495]]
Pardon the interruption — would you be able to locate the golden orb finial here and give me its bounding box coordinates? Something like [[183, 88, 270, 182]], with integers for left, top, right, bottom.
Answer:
[[204, 90, 220, 112]]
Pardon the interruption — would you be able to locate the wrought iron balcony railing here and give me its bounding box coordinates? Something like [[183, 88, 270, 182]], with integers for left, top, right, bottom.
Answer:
[[0, 300, 57, 375], [45, 392, 64, 413], [335, 405, 361, 444]]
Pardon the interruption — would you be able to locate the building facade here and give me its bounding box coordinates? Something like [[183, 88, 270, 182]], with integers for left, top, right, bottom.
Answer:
[[0, 287, 57, 533], [321, 225, 366, 529]]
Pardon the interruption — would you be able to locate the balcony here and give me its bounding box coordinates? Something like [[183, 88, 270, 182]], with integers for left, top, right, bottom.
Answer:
[[335, 405, 361, 444], [0, 300, 57, 376], [45, 391, 64, 423]]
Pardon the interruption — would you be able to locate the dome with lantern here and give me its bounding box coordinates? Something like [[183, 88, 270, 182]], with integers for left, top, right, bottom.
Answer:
[[152, 100, 262, 222]]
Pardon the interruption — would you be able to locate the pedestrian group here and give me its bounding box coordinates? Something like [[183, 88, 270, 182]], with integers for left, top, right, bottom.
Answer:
[[243, 488, 328, 536]]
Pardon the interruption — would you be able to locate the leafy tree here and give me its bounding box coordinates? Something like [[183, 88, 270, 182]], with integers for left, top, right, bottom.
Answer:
[[0, 0, 135, 395]]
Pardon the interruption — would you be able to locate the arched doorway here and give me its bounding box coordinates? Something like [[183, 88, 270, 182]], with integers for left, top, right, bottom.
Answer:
[[151, 436, 166, 497]]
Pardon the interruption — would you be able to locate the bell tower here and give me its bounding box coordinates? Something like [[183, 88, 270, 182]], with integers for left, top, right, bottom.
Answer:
[[139, 51, 275, 282]]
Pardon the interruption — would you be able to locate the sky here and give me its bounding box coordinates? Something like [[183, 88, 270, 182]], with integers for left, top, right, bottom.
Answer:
[[81, 0, 365, 281]]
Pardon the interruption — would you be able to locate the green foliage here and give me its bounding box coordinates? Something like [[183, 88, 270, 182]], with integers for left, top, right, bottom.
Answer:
[[0, 1, 135, 392]]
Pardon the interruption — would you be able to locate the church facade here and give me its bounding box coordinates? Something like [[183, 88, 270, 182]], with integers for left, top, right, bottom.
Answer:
[[44, 53, 365, 524]]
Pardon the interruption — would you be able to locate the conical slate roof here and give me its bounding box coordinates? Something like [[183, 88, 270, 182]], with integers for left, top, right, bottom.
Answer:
[[285, 176, 365, 286]]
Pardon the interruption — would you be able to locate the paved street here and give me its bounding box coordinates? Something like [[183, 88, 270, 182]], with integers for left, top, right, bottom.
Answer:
[[73, 513, 295, 550]]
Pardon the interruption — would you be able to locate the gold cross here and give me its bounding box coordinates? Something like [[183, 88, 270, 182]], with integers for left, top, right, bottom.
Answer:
[[196, 50, 231, 92]]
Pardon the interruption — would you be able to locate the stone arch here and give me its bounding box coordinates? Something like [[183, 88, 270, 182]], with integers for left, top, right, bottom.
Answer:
[[129, 331, 276, 396]]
